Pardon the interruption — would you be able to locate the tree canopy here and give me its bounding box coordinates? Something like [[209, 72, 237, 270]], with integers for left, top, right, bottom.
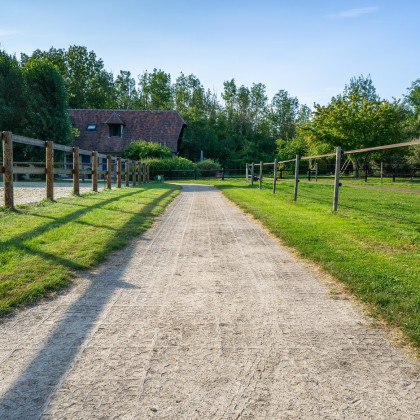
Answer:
[[1, 46, 418, 167]]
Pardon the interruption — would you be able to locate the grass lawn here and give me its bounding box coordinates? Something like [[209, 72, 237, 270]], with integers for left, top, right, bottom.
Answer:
[[0, 184, 181, 316], [174, 178, 420, 347]]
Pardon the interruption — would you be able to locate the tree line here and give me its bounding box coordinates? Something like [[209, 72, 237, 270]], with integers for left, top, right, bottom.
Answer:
[[1, 45, 419, 166]]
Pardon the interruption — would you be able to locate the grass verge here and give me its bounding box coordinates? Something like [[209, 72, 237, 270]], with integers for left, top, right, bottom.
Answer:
[[0, 184, 181, 316], [174, 178, 420, 347]]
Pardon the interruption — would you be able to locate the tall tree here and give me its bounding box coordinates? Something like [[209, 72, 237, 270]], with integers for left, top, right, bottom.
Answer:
[[114, 70, 137, 109], [22, 57, 71, 144], [138, 69, 173, 110], [0, 50, 28, 134], [269, 89, 299, 140], [300, 76, 405, 174], [22, 46, 115, 109]]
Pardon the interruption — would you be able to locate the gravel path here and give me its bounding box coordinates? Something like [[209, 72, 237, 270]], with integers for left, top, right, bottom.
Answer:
[[0, 184, 418, 419], [0, 182, 109, 206]]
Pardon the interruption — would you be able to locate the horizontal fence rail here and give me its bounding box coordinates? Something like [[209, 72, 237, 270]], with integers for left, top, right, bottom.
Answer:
[[246, 139, 420, 212], [1, 131, 151, 209]]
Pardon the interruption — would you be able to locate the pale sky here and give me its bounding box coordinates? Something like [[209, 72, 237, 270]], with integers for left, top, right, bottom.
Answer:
[[1, 0, 419, 108]]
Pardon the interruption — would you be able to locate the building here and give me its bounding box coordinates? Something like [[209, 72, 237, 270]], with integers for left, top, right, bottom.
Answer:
[[68, 109, 187, 155]]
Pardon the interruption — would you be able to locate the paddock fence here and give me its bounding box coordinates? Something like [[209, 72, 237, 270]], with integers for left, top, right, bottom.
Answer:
[[246, 140, 420, 211], [0, 131, 150, 209]]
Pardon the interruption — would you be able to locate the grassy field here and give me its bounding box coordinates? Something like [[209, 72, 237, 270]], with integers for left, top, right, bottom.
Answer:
[[175, 178, 420, 347], [0, 184, 181, 316]]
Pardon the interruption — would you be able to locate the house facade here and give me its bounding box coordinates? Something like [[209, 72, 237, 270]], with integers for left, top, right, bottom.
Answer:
[[68, 109, 187, 155]]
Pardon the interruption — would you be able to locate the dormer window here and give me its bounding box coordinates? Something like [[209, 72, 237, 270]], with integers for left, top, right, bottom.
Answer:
[[105, 112, 125, 138], [87, 124, 97, 131], [109, 124, 122, 137]]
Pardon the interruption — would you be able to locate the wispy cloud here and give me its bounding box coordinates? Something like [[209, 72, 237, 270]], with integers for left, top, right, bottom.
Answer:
[[0, 30, 19, 37], [327, 7, 379, 19]]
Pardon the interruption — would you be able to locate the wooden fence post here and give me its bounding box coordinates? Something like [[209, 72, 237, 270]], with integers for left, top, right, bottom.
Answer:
[[2, 131, 14, 209], [273, 159, 278, 194], [380, 161, 383, 184], [132, 161, 136, 186], [315, 162, 318, 182], [143, 163, 147, 184], [46, 141, 54, 200], [137, 162, 143, 185], [73, 147, 80, 195], [251, 163, 255, 187], [293, 154, 300, 202], [106, 155, 112, 189], [117, 157, 122, 188], [246, 163, 249, 183], [333, 147, 341, 212], [125, 160, 129, 186], [92, 151, 98, 192], [259, 161, 263, 189]]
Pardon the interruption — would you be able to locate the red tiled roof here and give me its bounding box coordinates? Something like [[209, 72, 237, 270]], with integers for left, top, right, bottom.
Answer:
[[105, 112, 125, 125], [68, 109, 187, 154]]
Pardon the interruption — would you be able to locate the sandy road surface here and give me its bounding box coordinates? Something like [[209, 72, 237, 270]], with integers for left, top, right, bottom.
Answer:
[[0, 182, 109, 206], [0, 184, 418, 419]]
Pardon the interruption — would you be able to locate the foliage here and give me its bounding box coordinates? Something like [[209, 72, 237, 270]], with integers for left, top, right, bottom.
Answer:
[[196, 159, 221, 177], [124, 140, 173, 160], [147, 156, 198, 173], [22, 45, 115, 109], [3, 46, 419, 168], [0, 50, 71, 161], [22, 58, 71, 144], [138, 69, 173, 110], [186, 178, 419, 346], [404, 79, 420, 138], [0, 50, 28, 134]]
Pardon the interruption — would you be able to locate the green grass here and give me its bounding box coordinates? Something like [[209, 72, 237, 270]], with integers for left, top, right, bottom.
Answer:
[[174, 178, 420, 347], [0, 184, 181, 316]]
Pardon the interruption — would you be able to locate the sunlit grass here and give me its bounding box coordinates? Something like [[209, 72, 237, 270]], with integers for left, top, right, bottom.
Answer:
[[0, 184, 181, 315], [175, 178, 420, 347]]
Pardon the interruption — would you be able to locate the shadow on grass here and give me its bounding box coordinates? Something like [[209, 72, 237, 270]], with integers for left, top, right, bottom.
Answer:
[[0, 187, 176, 418]]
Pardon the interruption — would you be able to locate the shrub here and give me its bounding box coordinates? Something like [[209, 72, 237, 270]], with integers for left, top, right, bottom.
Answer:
[[124, 140, 172, 160], [196, 159, 221, 177], [147, 157, 199, 178]]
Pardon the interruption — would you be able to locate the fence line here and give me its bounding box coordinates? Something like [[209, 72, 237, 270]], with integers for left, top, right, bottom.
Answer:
[[246, 139, 420, 212], [1, 131, 150, 209]]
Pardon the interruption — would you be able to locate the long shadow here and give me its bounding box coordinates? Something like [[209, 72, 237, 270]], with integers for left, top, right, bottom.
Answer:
[[0, 190, 141, 250], [0, 189, 176, 418]]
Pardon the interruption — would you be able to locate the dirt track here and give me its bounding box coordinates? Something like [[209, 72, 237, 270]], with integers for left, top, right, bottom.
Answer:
[[0, 184, 418, 419], [0, 182, 105, 206]]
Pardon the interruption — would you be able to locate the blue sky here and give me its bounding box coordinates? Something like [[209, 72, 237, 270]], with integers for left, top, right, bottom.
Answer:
[[1, 0, 419, 107]]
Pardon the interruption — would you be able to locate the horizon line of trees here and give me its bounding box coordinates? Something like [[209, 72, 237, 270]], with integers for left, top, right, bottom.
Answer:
[[1, 45, 419, 167]]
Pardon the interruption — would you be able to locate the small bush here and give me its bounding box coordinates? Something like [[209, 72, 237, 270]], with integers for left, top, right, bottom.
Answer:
[[148, 157, 199, 178], [196, 159, 221, 177], [124, 140, 172, 160]]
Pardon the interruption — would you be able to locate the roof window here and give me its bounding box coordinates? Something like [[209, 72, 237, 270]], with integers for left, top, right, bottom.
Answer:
[[87, 124, 97, 131], [109, 124, 123, 137]]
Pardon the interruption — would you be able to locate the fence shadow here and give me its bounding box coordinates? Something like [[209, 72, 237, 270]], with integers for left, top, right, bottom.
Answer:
[[0, 189, 175, 418]]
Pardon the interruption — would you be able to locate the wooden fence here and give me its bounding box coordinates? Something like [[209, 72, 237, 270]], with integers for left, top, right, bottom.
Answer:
[[246, 139, 420, 211], [1, 131, 150, 209]]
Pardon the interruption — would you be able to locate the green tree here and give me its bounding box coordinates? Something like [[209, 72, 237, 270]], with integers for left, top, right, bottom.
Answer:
[[138, 69, 173, 110], [269, 89, 299, 140], [300, 76, 405, 175], [22, 46, 115, 109], [0, 50, 28, 134], [22, 58, 71, 144], [114, 70, 137, 109], [404, 79, 420, 138]]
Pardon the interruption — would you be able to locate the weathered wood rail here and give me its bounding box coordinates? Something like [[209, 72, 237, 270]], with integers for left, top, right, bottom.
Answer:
[[246, 139, 420, 211], [1, 131, 150, 209]]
